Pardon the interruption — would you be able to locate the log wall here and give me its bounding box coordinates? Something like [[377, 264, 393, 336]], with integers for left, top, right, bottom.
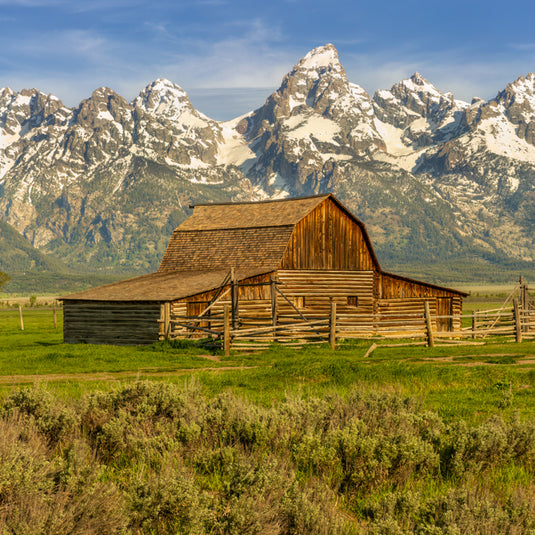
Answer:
[[167, 269, 464, 340], [63, 301, 161, 345]]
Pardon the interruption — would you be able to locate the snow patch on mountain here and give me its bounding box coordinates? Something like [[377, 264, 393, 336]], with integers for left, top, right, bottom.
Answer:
[[480, 114, 535, 161], [285, 114, 341, 142]]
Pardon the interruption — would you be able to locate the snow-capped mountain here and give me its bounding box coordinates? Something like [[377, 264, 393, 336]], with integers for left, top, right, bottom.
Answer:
[[1, 44, 535, 278]]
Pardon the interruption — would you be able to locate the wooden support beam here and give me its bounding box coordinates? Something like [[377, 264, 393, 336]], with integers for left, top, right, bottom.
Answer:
[[164, 302, 171, 339], [424, 300, 434, 347], [223, 304, 231, 357], [363, 342, 377, 358], [270, 276, 278, 342], [329, 300, 337, 350], [514, 298, 523, 343], [230, 267, 239, 330]]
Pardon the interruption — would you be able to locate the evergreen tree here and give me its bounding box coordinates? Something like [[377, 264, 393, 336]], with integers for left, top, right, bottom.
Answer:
[[0, 271, 10, 292]]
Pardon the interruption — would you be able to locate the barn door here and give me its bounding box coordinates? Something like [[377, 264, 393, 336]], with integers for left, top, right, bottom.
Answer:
[[436, 298, 453, 331]]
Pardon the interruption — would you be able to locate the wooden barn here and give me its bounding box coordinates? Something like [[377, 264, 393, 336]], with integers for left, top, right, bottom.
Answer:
[[62, 194, 467, 345]]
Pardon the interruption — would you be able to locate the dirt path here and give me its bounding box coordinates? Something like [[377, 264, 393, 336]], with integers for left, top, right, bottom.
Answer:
[[0, 365, 260, 386]]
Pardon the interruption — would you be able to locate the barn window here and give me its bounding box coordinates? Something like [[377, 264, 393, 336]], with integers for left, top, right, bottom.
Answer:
[[347, 296, 358, 308], [294, 296, 305, 308]]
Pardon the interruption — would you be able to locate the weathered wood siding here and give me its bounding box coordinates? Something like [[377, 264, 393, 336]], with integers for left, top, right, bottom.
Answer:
[[377, 274, 463, 332], [280, 198, 375, 270], [63, 301, 161, 345], [378, 273, 460, 299]]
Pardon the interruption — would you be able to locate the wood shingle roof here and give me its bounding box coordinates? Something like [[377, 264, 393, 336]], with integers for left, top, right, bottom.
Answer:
[[62, 268, 270, 302], [179, 195, 329, 231]]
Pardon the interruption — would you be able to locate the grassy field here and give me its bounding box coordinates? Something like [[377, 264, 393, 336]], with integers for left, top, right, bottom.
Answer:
[[1, 305, 535, 420], [1, 306, 535, 533]]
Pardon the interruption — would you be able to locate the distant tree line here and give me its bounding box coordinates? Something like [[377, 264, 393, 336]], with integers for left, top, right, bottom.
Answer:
[[0, 271, 10, 292]]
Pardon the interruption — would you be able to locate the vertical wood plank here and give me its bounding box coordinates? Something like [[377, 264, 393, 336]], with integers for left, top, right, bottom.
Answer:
[[165, 302, 171, 339], [19, 305, 24, 331], [270, 277, 278, 342], [224, 304, 231, 356], [329, 300, 337, 350], [514, 298, 522, 343], [230, 267, 239, 329], [424, 301, 434, 347]]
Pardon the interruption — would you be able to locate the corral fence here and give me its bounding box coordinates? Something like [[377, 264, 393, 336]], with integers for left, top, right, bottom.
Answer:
[[159, 276, 535, 355], [2, 301, 61, 331]]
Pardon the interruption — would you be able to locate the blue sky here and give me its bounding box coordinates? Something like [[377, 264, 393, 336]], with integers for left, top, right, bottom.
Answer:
[[1, 0, 534, 119]]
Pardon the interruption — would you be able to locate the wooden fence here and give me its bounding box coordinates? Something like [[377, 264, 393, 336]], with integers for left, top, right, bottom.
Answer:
[[158, 276, 535, 354], [158, 299, 535, 355]]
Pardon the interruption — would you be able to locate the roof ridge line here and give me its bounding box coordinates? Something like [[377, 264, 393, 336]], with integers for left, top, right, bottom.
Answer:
[[191, 193, 331, 208], [174, 224, 296, 232]]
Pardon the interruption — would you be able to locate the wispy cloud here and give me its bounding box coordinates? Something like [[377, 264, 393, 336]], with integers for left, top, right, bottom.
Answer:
[[509, 42, 535, 51], [343, 45, 535, 102]]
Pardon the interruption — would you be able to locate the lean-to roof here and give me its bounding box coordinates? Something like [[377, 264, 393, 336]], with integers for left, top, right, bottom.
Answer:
[[62, 268, 271, 302]]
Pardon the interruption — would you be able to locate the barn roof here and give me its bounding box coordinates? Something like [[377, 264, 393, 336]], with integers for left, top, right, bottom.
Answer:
[[158, 193, 381, 272], [180, 194, 329, 230], [158, 226, 295, 273], [61, 268, 271, 302]]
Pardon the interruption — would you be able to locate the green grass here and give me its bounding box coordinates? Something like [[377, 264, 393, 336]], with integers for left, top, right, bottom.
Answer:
[[2, 309, 535, 533], [1, 309, 535, 423]]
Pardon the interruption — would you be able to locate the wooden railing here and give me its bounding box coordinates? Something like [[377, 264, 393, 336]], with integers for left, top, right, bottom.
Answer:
[[159, 301, 535, 354]]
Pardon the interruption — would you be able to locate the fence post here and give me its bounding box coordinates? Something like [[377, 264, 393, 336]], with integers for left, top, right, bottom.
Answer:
[[230, 267, 239, 330], [424, 301, 434, 347], [224, 304, 231, 356], [53, 303, 57, 329], [329, 300, 337, 350], [18, 305, 24, 331], [471, 310, 476, 339], [514, 298, 523, 343], [165, 302, 171, 339], [270, 276, 278, 342]]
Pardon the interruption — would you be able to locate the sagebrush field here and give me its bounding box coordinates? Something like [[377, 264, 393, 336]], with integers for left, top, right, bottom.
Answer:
[[1, 307, 535, 534]]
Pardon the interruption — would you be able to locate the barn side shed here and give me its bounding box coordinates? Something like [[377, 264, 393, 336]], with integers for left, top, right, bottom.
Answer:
[[62, 194, 467, 345]]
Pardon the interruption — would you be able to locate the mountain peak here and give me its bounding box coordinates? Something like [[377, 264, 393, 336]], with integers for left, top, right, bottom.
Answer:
[[410, 72, 427, 85], [297, 43, 340, 71], [134, 78, 193, 121]]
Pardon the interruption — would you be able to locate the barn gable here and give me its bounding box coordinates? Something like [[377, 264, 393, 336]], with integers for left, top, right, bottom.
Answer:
[[279, 196, 379, 271]]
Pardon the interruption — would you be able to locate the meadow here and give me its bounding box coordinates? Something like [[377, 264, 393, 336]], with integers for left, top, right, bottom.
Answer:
[[1, 305, 535, 533]]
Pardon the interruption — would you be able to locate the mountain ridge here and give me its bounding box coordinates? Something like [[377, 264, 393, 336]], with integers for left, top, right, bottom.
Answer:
[[1, 43, 534, 282]]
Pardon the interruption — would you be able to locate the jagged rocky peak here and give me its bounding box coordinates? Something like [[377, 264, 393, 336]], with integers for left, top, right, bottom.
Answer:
[[133, 78, 196, 121], [245, 43, 381, 154], [0, 87, 68, 137], [497, 73, 535, 108], [373, 72, 472, 150], [374, 72, 466, 124], [248, 44, 355, 127], [295, 43, 342, 73], [73, 86, 132, 128], [494, 74, 535, 145]]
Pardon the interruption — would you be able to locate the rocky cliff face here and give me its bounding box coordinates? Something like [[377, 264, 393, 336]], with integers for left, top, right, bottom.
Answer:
[[242, 44, 385, 195], [1, 44, 535, 276]]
